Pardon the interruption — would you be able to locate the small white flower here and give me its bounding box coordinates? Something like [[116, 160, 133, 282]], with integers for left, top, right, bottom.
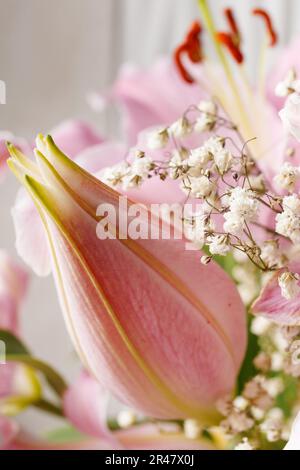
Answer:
[[198, 100, 217, 115], [275, 69, 300, 97], [223, 211, 244, 235], [169, 117, 192, 139], [274, 162, 300, 192], [278, 271, 300, 300], [182, 176, 214, 199], [260, 240, 282, 268], [183, 419, 202, 440], [194, 114, 216, 133], [250, 317, 272, 336], [99, 161, 130, 188], [169, 150, 188, 179], [233, 396, 249, 412], [147, 127, 169, 149], [271, 352, 284, 372], [214, 149, 233, 175], [203, 136, 225, 156], [200, 255, 212, 265], [260, 418, 282, 442], [122, 155, 153, 189], [263, 378, 284, 398], [208, 234, 230, 256], [187, 146, 212, 176], [282, 194, 300, 214], [117, 409, 136, 429], [226, 187, 259, 221], [234, 437, 254, 450]]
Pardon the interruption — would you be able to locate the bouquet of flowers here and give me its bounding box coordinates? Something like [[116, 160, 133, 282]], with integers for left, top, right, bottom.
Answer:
[[2, 0, 300, 450]]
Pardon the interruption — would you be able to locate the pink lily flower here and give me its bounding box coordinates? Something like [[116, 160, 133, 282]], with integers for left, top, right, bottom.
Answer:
[[7, 135, 246, 421]]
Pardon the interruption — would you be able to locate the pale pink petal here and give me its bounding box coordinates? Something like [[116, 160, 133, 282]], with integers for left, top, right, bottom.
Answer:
[[75, 142, 127, 174], [284, 411, 300, 450], [11, 188, 51, 277], [19, 137, 246, 421], [50, 120, 104, 159], [0, 416, 19, 449], [0, 251, 29, 305], [252, 263, 300, 325], [267, 36, 300, 110], [0, 297, 18, 333], [97, 58, 205, 145], [63, 371, 110, 439]]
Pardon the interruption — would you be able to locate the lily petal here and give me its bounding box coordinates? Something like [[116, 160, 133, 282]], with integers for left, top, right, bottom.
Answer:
[[63, 371, 110, 439], [8, 137, 246, 421], [252, 264, 300, 325]]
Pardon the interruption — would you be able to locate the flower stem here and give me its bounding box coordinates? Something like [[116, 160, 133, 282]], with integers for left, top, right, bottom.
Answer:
[[197, 0, 253, 139], [33, 398, 64, 417]]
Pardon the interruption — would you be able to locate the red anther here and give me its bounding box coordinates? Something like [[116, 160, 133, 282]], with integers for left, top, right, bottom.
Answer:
[[253, 8, 277, 46], [173, 21, 203, 84], [216, 32, 244, 64], [224, 8, 241, 45], [174, 44, 194, 84]]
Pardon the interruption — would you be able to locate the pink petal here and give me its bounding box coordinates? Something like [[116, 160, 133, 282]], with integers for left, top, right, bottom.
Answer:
[[266, 36, 300, 111], [63, 371, 110, 439], [75, 141, 127, 174], [0, 251, 29, 305], [98, 58, 205, 145], [50, 120, 104, 159], [0, 416, 19, 449], [17, 137, 246, 420], [252, 263, 300, 324], [11, 188, 51, 277]]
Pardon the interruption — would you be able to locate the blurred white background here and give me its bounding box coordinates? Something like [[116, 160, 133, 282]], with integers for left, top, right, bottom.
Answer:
[[1, 0, 300, 435]]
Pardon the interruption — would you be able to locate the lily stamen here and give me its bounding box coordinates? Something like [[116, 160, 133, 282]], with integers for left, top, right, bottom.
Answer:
[[253, 8, 277, 47]]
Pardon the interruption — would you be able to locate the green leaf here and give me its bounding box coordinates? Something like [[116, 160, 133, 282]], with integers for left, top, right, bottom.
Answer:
[[46, 426, 84, 443], [6, 354, 67, 397], [0, 329, 67, 398], [237, 315, 259, 394], [276, 375, 298, 418], [0, 329, 30, 355]]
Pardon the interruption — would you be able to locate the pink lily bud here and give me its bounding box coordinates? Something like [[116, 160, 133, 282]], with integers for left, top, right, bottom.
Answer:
[[8, 136, 246, 421]]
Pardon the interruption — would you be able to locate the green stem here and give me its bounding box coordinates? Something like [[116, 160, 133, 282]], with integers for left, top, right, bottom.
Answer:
[[197, 0, 252, 137], [6, 354, 67, 398], [33, 398, 64, 417]]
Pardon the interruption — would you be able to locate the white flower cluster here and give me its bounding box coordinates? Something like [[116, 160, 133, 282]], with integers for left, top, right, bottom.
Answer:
[[274, 162, 300, 192], [223, 187, 259, 235], [100, 152, 153, 190], [278, 271, 300, 300], [275, 194, 300, 244], [146, 100, 218, 151]]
